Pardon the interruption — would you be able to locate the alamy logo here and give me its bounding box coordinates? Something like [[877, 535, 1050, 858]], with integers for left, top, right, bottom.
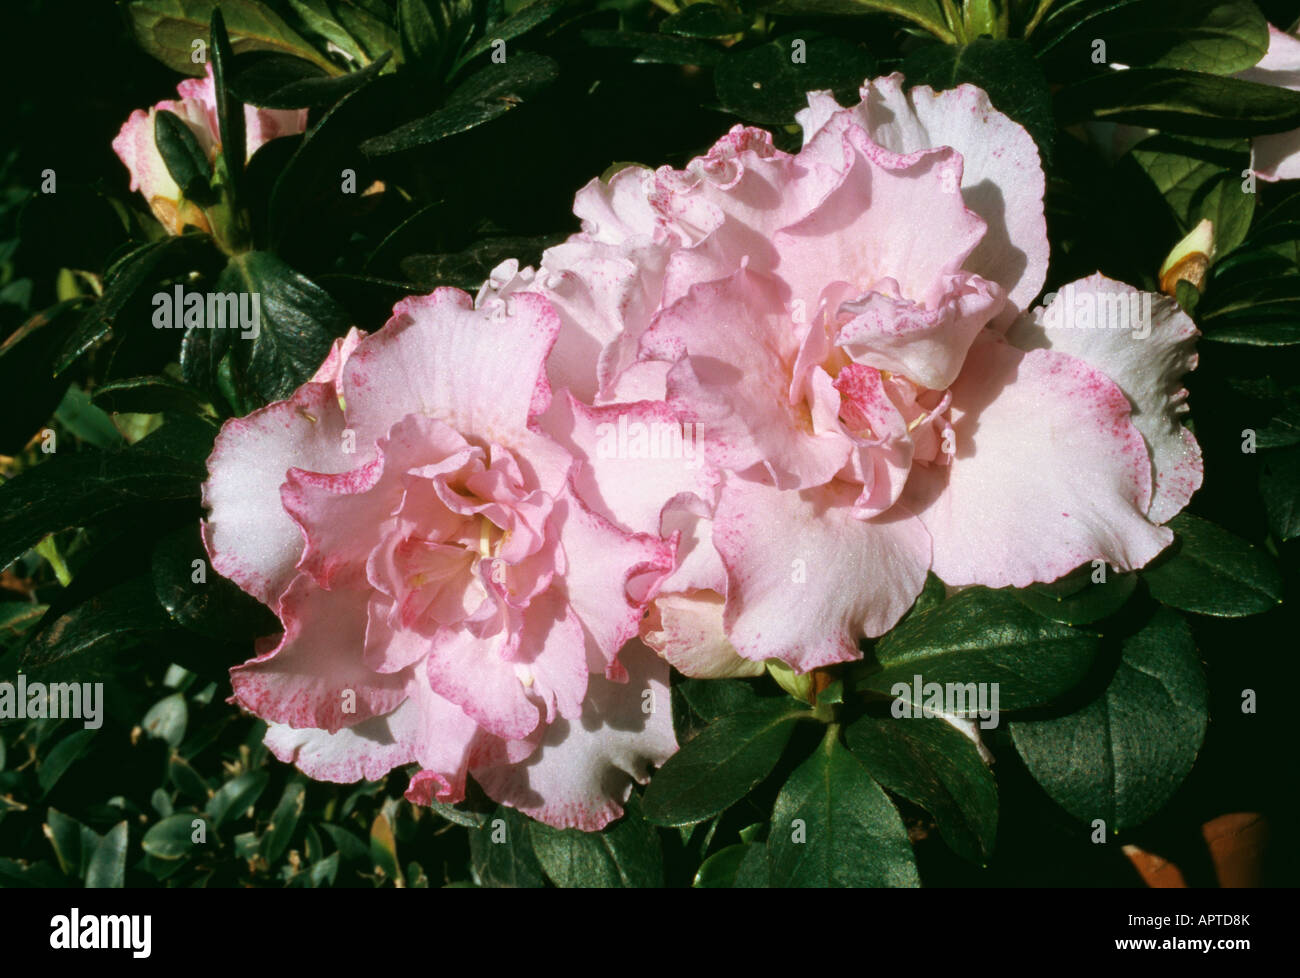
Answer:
[[890, 675, 1001, 730], [1040, 283, 1153, 340], [594, 414, 704, 468], [0, 676, 102, 729], [152, 285, 261, 339], [49, 908, 151, 958]]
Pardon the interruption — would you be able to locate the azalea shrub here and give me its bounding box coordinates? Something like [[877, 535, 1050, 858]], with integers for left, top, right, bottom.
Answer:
[[1, 0, 1298, 888]]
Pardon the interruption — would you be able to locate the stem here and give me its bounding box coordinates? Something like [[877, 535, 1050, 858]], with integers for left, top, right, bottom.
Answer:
[[1023, 0, 1056, 37], [940, 0, 967, 42]]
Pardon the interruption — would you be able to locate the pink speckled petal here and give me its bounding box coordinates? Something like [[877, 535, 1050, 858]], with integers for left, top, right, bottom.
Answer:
[[230, 575, 411, 732], [822, 73, 1050, 316], [473, 641, 676, 831], [642, 590, 764, 679], [713, 478, 931, 672], [641, 269, 852, 488], [1007, 273, 1202, 524], [778, 111, 987, 313], [904, 336, 1173, 588], [340, 288, 571, 492], [202, 382, 354, 607]]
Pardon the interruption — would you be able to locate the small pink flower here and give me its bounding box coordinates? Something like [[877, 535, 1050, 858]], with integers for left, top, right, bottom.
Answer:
[[112, 64, 307, 234], [490, 74, 1202, 677], [1236, 24, 1300, 182], [202, 289, 677, 830]]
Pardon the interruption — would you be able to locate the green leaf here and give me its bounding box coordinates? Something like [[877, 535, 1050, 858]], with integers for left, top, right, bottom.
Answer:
[[44, 808, 84, 877], [141, 693, 189, 749], [85, 822, 129, 888], [1260, 446, 1300, 542], [692, 843, 750, 887], [360, 52, 559, 154], [674, 677, 761, 723], [262, 781, 307, 863], [1010, 608, 1207, 830], [858, 587, 1099, 711], [126, 0, 337, 75], [54, 386, 123, 450], [1013, 568, 1139, 625], [715, 35, 876, 126], [901, 38, 1055, 163], [38, 729, 98, 794], [578, 29, 724, 67], [1034, 0, 1269, 75], [151, 524, 279, 642], [1142, 512, 1284, 616], [309, 851, 340, 886], [1055, 69, 1300, 137], [331, 0, 402, 64], [659, 4, 748, 38], [92, 375, 210, 416], [397, 0, 451, 73], [767, 731, 919, 887], [754, 0, 956, 42], [210, 7, 247, 196], [227, 50, 391, 109], [56, 234, 220, 375], [1130, 134, 1255, 257], [286, 0, 372, 66], [642, 699, 807, 827], [1199, 276, 1300, 345], [529, 794, 664, 887], [168, 754, 212, 802], [212, 250, 351, 405], [845, 714, 997, 864], [453, 0, 563, 75], [21, 577, 174, 674], [142, 813, 202, 860], [0, 445, 203, 573], [206, 770, 269, 828], [155, 110, 216, 206], [468, 806, 548, 887], [733, 841, 769, 886], [321, 823, 369, 864]]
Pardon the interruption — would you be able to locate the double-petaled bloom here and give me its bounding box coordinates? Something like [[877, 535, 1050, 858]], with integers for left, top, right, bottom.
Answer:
[[487, 73, 1202, 678], [202, 290, 677, 830]]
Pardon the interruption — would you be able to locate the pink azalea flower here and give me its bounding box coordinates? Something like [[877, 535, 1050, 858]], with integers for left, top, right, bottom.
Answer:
[[1236, 23, 1300, 182], [488, 74, 1202, 678], [112, 64, 307, 235], [201, 289, 677, 830]]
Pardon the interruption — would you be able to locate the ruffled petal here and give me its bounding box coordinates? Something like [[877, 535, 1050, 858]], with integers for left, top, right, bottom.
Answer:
[[230, 576, 411, 732], [820, 73, 1049, 315], [778, 110, 987, 312], [1006, 273, 1202, 524], [553, 485, 677, 671], [538, 392, 716, 536], [641, 269, 851, 488], [836, 272, 1005, 391], [341, 289, 569, 490], [202, 382, 353, 607], [713, 477, 931, 672], [472, 641, 677, 831], [266, 675, 478, 799], [642, 590, 764, 679], [904, 336, 1173, 588]]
